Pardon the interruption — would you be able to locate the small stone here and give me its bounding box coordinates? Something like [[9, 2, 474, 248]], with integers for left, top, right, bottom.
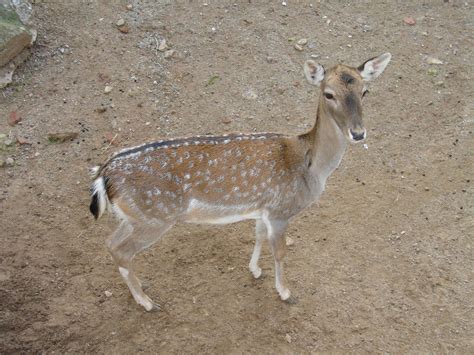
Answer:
[[297, 38, 308, 45], [8, 111, 21, 126], [286, 237, 294, 246], [118, 25, 130, 34], [222, 117, 232, 124], [116, 18, 125, 26], [158, 39, 168, 51], [403, 17, 416, 25], [104, 86, 113, 94], [285, 334, 292, 343], [4, 139, 13, 147], [126, 4, 133, 10], [435, 81, 444, 87], [242, 89, 257, 100], [424, 187, 430, 191], [96, 107, 107, 113], [104, 290, 113, 298], [5, 157, 14, 166], [426, 57, 443, 65], [266, 56, 277, 64], [294, 44, 303, 51], [164, 49, 175, 58], [47, 132, 79, 143]]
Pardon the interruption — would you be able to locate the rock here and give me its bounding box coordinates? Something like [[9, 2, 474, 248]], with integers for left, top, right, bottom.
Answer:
[[435, 81, 444, 87], [4, 138, 13, 146], [297, 38, 307, 45], [158, 39, 168, 51], [426, 56, 443, 65], [116, 18, 125, 27], [47, 132, 79, 143], [403, 17, 416, 25], [222, 117, 232, 124], [16, 135, 32, 144], [164, 49, 175, 58], [286, 237, 294, 246], [7, 111, 21, 126], [118, 24, 129, 33], [5, 157, 14, 166], [126, 4, 133, 10], [104, 290, 113, 298], [0, 63, 14, 88], [242, 89, 257, 100], [0, 2, 34, 67], [294, 44, 303, 51], [285, 334, 292, 343], [104, 85, 113, 93], [266, 56, 277, 64], [10, 0, 32, 24]]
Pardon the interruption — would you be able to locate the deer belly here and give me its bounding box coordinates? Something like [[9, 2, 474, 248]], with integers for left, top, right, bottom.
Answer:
[[182, 198, 261, 225]]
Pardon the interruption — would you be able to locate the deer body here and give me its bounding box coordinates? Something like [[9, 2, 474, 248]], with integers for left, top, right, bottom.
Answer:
[[90, 53, 391, 311]]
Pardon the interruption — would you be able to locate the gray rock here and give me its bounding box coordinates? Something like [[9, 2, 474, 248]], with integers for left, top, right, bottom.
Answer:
[[0, 2, 34, 67]]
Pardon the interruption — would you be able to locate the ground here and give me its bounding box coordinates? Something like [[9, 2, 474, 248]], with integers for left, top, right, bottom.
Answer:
[[0, 1, 473, 353]]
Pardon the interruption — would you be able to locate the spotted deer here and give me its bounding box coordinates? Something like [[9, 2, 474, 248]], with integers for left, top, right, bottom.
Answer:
[[90, 53, 391, 311]]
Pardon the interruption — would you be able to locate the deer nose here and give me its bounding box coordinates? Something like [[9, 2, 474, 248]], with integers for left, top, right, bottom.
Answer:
[[349, 129, 366, 141]]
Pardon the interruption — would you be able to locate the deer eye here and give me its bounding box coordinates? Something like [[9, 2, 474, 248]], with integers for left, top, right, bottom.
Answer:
[[324, 92, 335, 100]]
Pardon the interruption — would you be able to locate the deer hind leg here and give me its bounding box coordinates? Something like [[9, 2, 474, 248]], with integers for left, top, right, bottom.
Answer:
[[249, 220, 266, 279], [107, 219, 173, 311], [262, 217, 292, 302]]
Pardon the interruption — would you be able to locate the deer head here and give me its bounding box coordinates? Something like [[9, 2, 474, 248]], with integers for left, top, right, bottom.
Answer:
[[304, 53, 391, 143]]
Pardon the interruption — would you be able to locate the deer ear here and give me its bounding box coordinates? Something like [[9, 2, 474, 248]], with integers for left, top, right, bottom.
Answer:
[[304, 60, 325, 86], [358, 53, 391, 81]]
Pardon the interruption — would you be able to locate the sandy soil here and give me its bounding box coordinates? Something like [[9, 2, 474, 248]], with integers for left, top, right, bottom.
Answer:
[[1, 1, 473, 353]]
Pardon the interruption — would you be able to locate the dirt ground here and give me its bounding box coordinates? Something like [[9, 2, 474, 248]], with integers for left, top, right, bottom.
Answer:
[[0, 0, 472, 353]]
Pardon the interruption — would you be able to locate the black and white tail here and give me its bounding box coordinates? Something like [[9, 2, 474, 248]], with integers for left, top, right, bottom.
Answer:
[[89, 166, 108, 220]]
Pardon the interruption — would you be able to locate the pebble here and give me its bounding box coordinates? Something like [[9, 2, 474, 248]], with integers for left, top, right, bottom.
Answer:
[[403, 17, 416, 25], [297, 38, 308, 45], [164, 49, 175, 58], [242, 89, 257, 100], [5, 157, 14, 166], [285, 334, 292, 343], [4, 139, 13, 146], [266, 56, 277, 64], [294, 44, 303, 51], [116, 18, 125, 26], [104, 290, 113, 298], [104, 86, 113, 94], [282, 1, 287, 6], [426, 57, 443, 65], [158, 39, 168, 51], [126, 4, 133, 10], [286, 237, 294, 246]]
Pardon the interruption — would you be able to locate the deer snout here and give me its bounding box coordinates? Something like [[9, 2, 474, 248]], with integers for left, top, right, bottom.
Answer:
[[349, 128, 366, 142]]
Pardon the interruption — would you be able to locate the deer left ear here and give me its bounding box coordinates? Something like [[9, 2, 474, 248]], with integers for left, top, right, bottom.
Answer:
[[304, 60, 325, 86], [358, 53, 391, 81]]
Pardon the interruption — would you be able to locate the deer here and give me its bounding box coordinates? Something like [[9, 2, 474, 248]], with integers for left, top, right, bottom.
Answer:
[[89, 53, 391, 311]]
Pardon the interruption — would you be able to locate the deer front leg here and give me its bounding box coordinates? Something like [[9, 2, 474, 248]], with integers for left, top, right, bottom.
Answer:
[[249, 220, 266, 279], [263, 217, 293, 302]]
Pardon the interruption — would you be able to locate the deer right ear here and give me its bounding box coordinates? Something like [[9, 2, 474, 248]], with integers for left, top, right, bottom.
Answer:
[[304, 60, 325, 86]]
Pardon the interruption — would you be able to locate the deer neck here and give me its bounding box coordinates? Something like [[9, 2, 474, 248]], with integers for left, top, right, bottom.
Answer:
[[306, 103, 348, 187]]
